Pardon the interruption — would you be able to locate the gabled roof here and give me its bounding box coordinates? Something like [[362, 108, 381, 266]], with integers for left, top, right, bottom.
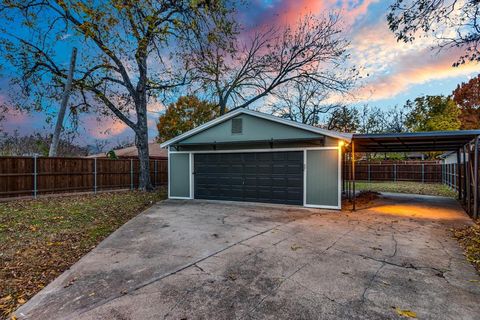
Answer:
[[160, 108, 352, 148]]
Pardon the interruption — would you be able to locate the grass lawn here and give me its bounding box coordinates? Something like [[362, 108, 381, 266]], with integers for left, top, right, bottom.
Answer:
[[0, 189, 166, 318], [355, 181, 457, 198]]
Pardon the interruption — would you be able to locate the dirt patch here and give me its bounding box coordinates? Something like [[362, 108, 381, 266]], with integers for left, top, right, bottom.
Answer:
[[342, 191, 381, 211], [453, 222, 480, 274], [0, 189, 166, 319]]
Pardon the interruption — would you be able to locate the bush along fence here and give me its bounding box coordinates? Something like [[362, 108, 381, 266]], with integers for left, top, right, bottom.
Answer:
[[0, 156, 168, 199], [346, 160, 443, 183]]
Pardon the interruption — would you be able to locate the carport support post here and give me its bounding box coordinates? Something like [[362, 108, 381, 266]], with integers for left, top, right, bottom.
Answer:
[[457, 150, 462, 200], [352, 141, 356, 211], [463, 146, 467, 204], [474, 136, 479, 219]]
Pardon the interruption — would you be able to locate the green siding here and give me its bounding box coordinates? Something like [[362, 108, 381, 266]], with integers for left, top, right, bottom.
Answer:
[[306, 149, 339, 207], [179, 114, 323, 144], [170, 153, 190, 198]]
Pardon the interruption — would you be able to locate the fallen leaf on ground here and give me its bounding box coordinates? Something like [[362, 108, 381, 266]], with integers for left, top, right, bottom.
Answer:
[[395, 307, 417, 318], [291, 244, 302, 251]]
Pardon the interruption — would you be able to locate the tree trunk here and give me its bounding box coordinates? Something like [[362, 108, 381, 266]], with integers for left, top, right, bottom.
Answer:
[[49, 47, 77, 157], [219, 98, 227, 115], [135, 100, 153, 191]]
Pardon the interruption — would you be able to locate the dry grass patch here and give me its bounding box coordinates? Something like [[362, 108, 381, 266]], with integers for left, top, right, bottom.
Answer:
[[454, 222, 480, 274], [0, 189, 166, 318]]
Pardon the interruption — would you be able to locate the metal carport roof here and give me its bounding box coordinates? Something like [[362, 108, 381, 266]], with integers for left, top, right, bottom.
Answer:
[[351, 130, 480, 152], [345, 130, 480, 218]]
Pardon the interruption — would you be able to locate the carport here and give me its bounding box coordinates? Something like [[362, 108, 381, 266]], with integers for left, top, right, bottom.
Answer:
[[345, 130, 480, 218]]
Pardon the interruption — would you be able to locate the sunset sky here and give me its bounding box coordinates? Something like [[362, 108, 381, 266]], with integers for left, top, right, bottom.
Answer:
[[1, 0, 479, 148]]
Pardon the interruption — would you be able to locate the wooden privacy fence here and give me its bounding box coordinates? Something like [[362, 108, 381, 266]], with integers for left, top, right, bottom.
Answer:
[[346, 161, 443, 183], [0, 156, 168, 199]]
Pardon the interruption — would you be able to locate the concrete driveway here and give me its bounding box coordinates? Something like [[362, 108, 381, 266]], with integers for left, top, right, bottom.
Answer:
[[15, 194, 480, 320]]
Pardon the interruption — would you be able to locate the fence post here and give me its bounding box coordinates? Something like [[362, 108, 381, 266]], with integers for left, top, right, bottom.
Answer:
[[442, 163, 445, 184], [154, 160, 158, 188], [33, 155, 37, 199], [421, 163, 425, 183], [368, 163, 371, 182], [130, 159, 134, 190], [94, 158, 97, 193], [393, 163, 397, 182]]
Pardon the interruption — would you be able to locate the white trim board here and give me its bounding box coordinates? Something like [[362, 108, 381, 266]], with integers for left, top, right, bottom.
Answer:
[[167, 147, 342, 210], [160, 108, 352, 148], [169, 146, 338, 154]]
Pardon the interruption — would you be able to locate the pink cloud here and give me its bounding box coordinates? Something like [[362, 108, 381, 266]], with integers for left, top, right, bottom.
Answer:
[[249, 0, 379, 28], [83, 115, 130, 139], [354, 48, 479, 102]]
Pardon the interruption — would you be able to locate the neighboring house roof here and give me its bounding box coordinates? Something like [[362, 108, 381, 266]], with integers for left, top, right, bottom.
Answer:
[[87, 142, 168, 158], [438, 151, 456, 159], [160, 107, 352, 148]]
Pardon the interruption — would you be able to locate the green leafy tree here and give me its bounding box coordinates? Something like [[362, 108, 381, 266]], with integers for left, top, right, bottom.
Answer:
[[0, 0, 233, 190], [452, 75, 480, 129], [404, 95, 461, 132], [157, 96, 220, 142]]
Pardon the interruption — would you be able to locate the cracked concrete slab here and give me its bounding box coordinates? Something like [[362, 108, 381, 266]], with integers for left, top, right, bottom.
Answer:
[[15, 194, 480, 320]]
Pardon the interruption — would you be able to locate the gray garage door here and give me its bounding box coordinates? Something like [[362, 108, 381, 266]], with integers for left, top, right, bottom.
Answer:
[[194, 151, 303, 205]]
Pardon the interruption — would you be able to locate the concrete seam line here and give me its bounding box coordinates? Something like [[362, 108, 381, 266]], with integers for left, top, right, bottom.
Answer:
[[77, 220, 296, 315]]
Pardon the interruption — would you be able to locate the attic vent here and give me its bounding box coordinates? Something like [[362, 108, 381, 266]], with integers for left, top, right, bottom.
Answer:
[[231, 118, 243, 134]]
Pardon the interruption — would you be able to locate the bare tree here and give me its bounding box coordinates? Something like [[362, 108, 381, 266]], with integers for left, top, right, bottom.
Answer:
[[49, 47, 77, 157], [189, 13, 356, 115], [388, 0, 480, 65], [385, 106, 408, 133], [325, 105, 360, 132], [0, 1, 232, 190], [270, 80, 341, 126], [358, 105, 386, 134]]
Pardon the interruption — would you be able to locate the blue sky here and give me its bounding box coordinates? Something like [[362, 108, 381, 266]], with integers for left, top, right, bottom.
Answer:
[[1, 0, 478, 148]]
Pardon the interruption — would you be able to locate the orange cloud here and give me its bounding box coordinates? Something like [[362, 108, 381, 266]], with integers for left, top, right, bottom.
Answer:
[[353, 48, 479, 102], [84, 115, 130, 139]]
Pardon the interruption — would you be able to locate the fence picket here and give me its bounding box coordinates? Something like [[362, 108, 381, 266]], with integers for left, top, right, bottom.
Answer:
[[0, 156, 168, 199]]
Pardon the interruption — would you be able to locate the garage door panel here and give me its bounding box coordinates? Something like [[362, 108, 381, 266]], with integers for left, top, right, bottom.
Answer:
[[194, 151, 303, 205], [257, 164, 272, 174]]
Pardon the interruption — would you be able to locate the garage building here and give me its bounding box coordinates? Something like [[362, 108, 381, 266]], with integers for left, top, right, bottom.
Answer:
[[160, 108, 351, 209]]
